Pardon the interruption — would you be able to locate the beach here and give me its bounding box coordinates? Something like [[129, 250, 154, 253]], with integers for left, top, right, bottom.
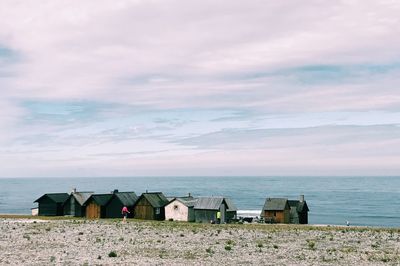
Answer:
[[1, 216, 399, 265]]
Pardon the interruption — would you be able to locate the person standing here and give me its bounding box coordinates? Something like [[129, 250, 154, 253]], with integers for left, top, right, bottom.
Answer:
[[121, 206, 130, 223]]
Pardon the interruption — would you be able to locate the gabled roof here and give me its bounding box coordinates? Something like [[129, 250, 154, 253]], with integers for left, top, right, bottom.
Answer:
[[69, 192, 94, 205], [288, 200, 309, 212], [194, 196, 237, 211], [224, 198, 238, 212], [114, 192, 138, 206], [167, 195, 194, 202], [137, 192, 169, 208], [263, 198, 289, 211], [194, 197, 225, 210], [34, 193, 69, 203], [168, 197, 198, 208], [85, 194, 113, 206]]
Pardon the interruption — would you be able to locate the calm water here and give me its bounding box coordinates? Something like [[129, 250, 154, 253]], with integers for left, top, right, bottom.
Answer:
[[0, 176, 399, 227]]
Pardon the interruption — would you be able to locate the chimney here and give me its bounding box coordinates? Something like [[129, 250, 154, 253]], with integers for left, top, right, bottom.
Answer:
[[113, 189, 118, 194], [146, 189, 148, 193], [72, 188, 76, 194], [300, 195, 304, 202], [188, 192, 191, 197]]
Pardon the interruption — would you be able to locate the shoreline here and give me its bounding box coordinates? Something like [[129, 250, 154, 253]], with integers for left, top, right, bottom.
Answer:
[[0, 214, 398, 230]]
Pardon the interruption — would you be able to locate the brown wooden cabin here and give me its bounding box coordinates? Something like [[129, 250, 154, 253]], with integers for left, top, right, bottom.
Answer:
[[288, 195, 309, 224], [84, 194, 113, 219], [262, 198, 290, 224], [133, 192, 169, 220]]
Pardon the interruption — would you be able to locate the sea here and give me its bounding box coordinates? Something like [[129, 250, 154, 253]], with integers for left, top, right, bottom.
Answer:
[[0, 176, 399, 227]]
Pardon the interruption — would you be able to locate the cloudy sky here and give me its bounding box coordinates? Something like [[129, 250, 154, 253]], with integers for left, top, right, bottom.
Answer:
[[1, 0, 400, 177]]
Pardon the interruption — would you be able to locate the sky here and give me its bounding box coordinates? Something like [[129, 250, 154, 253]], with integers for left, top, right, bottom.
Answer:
[[1, 0, 400, 177]]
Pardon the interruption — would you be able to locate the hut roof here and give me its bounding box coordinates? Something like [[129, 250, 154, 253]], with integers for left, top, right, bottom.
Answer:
[[85, 194, 113, 206], [194, 196, 237, 211], [224, 198, 238, 212], [288, 200, 309, 212], [69, 192, 94, 206], [194, 197, 224, 210], [169, 198, 198, 208], [34, 193, 69, 203], [139, 192, 169, 208], [263, 198, 289, 211], [114, 192, 138, 206]]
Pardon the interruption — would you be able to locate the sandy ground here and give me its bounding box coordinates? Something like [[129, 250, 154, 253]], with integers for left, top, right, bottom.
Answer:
[[0, 218, 399, 265]]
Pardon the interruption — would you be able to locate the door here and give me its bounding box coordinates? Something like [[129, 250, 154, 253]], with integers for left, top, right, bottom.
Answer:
[[86, 202, 101, 219], [220, 204, 226, 223]]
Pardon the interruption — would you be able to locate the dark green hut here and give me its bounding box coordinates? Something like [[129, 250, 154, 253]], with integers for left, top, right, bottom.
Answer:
[[193, 197, 235, 223], [63, 191, 94, 217], [133, 192, 169, 220], [288, 195, 309, 224], [34, 193, 69, 216], [84, 193, 113, 219], [105, 191, 138, 218]]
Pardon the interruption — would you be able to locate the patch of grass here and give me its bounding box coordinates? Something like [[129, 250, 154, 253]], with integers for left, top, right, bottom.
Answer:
[[225, 245, 232, 251], [97, 255, 102, 260], [307, 240, 316, 250], [50, 256, 55, 262], [119, 237, 124, 241], [108, 251, 117, 257], [273, 244, 279, 249], [256, 242, 263, 248], [184, 251, 196, 259], [23, 234, 31, 241], [206, 247, 214, 254], [226, 239, 235, 245], [180, 233, 185, 237]]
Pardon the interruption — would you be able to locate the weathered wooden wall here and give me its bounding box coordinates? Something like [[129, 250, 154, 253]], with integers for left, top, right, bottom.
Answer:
[[86, 202, 101, 219]]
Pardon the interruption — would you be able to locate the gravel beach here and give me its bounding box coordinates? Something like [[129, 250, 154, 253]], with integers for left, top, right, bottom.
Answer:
[[0, 217, 399, 265]]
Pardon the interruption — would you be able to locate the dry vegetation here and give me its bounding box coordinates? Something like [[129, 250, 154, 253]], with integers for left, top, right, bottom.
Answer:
[[0, 216, 399, 265]]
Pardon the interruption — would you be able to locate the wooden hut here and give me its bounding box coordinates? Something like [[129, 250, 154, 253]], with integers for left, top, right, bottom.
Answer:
[[193, 196, 236, 223], [63, 190, 94, 217], [262, 198, 290, 224], [164, 198, 197, 222], [84, 194, 113, 219], [133, 192, 169, 220], [33, 193, 69, 216], [288, 195, 309, 224], [105, 191, 138, 218]]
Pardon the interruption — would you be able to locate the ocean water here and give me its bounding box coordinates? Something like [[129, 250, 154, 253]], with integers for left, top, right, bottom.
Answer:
[[0, 176, 399, 227]]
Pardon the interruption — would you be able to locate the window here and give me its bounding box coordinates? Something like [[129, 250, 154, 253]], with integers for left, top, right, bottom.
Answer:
[[173, 205, 179, 211], [156, 208, 160, 215], [274, 211, 277, 217]]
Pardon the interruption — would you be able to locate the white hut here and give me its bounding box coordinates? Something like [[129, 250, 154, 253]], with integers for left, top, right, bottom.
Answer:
[[164, 198, 197, 222]]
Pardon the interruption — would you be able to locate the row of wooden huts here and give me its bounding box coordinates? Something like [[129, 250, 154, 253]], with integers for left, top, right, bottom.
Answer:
[[34, 190, 239, 223], [33, 190, 309, 224]]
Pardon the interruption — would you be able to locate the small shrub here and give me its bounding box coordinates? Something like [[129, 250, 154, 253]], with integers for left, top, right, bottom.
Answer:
[[206, 247, 214, 254], [78, 232, 84, 235], [168, 218, 173, 221], [180, 233, 185, 237], [226, 239, 234, 245], [257, 242, 263, 248], [119, 237, 124, 241], [225, 245, 232, 251], [273, 245, 279, 249], [50, 256, 55, 262], [45, 228, 51, 232], [108, 251, 117, 257], [307, 241, 316, 250], [97, 255, 102, 260]]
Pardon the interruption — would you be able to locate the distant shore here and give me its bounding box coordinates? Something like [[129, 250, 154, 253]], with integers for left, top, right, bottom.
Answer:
[[1, 216, 399, 265]]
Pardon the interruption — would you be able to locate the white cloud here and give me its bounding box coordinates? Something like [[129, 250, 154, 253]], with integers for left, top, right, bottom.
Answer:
[[0, 0, 400, 176]]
